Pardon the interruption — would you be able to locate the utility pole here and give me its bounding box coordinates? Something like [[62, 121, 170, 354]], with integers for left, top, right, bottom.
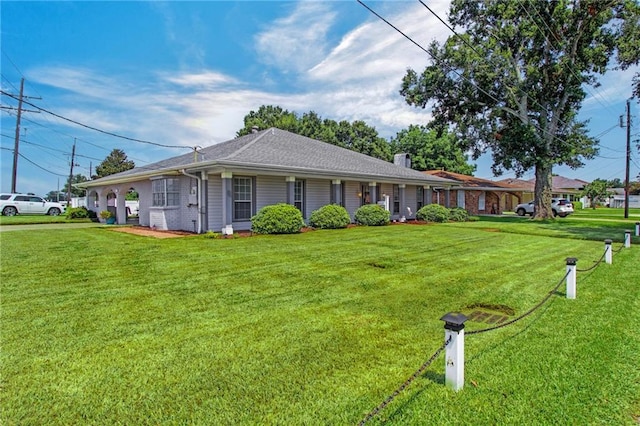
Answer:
[[624, 99, 631, 219], [11, 78, 24, 193], [67, 138, 77, 206]]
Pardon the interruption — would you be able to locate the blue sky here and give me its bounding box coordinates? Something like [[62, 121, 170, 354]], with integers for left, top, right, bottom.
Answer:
[[1, 1, 638, 197]]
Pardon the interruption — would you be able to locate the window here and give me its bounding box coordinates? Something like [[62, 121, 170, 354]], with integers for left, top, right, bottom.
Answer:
[[152, 178, 180, 207], [417, 187, 424, 210], [294, 180, 305, 214], [457, 190, 465, 209], [233, 177, 253, 221], [393, 185, 400, 214], [329, 182, 345, 207], [478, 192, 486, 211]]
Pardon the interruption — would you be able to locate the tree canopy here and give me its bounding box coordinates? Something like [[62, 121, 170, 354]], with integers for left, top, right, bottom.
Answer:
[[389, 125, 476, 174], [400, 0, 639, 219], [93, 149, 135, 179], [581, 179, 611, 209], [236, 105, 392, 161]]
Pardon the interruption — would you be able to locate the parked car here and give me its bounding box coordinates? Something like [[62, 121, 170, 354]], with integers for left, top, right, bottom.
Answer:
[[0, 193, 65, 216], [515, 198, 574, 217]]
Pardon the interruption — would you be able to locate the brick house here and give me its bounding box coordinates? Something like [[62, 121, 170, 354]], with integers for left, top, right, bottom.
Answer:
[[423, 170, 526, 215]]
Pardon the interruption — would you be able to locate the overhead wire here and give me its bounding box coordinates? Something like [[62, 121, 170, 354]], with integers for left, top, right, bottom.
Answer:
[[520, 1, 620, 116], [1, 90, 190, 150]]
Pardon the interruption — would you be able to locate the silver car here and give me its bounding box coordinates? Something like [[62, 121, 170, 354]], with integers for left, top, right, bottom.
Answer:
[[515, 198, 574, 217], [0, 193, 65, 216]]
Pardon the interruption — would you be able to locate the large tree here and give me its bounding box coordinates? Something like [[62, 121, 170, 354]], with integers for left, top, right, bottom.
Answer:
[[390, 125, 476, 174], [93, 149, 135, 179], [401, 0, 639, 219], [236, 105, 392, 161]]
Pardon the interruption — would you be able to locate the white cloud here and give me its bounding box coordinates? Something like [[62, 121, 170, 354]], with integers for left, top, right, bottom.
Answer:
[[255, 2, 337, 73]]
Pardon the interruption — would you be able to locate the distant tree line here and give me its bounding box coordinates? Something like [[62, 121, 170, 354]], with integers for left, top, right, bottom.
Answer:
[[236, 105, 476, 175]]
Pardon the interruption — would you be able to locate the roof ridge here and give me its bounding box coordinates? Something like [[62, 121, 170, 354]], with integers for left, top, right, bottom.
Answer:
[[221, 128, 273, 161]]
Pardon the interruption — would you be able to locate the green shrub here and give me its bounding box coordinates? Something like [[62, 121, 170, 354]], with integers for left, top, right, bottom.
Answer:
[[309, 204, 351, 229], [354, 204, 390, 226], [251, 203, 305, 234], [448, 207, 469, 222], [65, 206, 96, 219], [203, 230, 221, 239], [572, 200, 583, 210], [416, 204, 449, 223]]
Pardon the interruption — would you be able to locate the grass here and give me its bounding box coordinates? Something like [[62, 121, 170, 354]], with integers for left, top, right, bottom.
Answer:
[[0, 214, 94, 226], [1, 219, 639, 424]]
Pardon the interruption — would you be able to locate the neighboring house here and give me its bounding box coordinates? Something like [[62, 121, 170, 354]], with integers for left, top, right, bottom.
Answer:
[[423, 170, 526, 215], [607, 188, 640, 208], [78, 128, 457, 233], [497, 175, 589, 208]]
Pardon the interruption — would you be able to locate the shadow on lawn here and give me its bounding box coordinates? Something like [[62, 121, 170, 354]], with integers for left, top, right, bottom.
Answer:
[[476, 216, 634, 243]]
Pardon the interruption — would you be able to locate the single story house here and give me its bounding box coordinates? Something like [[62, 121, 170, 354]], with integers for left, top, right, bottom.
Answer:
[[423, 170, 527, 215], [78, 128, 458, 233]]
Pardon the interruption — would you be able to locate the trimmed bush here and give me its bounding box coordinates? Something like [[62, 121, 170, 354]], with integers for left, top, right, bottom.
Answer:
[[572, 200, 583, 210], [309, 204, 351, 229], [416, 204, 449, 223], [354, 204, 390, 226], [65, 206, 96, 219], [448, 207, 469, 222], [251, 203, 305, 234]]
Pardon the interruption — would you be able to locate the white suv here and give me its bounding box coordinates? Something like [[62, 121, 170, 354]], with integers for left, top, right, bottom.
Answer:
[[515, 198, 574, 218], [0, 193, 65, 216]]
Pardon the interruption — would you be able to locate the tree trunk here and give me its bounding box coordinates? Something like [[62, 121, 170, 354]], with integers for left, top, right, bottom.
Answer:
[[533, 164, 553, 219]]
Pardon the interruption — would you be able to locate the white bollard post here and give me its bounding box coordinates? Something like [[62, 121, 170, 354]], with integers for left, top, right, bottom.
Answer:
[[625, 230, 631, 248], [440, 312, 468, 392], [565, 258, 577, 299], [605, 239, 613, 264], [636, 222, 640, 237]]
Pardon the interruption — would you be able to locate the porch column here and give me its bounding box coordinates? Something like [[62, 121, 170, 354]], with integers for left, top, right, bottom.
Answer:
[[399, 184, 406, 217], [201, 171, 209, 232], [331, 179, 342, 205], [286, 176, 296, 205], [116, 189, 127, 225], [369, 182, 378, 204], [425, 185, 432, 205], [221, 172, 233, 230], [444, 187, 451, 208]]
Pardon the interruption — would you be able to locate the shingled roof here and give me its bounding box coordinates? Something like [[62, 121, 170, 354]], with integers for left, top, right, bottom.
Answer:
[[83, 128, 457, 187], [424, 170, 528, 191]]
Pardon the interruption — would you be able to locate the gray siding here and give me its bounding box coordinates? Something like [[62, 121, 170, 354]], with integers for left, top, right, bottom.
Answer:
[[256, 175, 287, 208], [207, 174, 223, 232], [305, 178, 331, 219], [343, 181, 361, 220]]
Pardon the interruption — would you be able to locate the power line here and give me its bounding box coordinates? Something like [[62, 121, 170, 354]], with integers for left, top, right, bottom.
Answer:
[[358, 0, 580, 156], [519, 1, 619, 117], [1, 90, 190, 149]]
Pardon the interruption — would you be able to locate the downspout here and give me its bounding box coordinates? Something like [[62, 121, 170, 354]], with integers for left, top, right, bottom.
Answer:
[[180, 169, 202, 234]]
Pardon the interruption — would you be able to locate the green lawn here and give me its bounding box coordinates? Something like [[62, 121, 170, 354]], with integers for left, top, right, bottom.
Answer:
[[0, 214, 94, 226], [1, 220, 638, 424]]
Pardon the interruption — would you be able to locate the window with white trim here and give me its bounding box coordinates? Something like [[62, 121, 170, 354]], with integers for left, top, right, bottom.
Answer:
[[417, 187, 424, 210], [152, 178, 180, 207], [478, 192, 486, 211], [233, 177, 252, 221], [393, 185, 400, 214], [457, 190, 465, 209], [294, 180, 305, 214]]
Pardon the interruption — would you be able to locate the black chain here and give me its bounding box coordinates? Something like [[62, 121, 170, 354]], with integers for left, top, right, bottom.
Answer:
[[467, 270, 570, 336], [576, 249, 607, 272], [357, 335, 452, 425], [613, 243, 625, 254]]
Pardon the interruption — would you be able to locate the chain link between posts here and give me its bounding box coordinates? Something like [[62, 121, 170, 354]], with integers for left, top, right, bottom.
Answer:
[[357, 335, 452, 425], [467, 270, 570, 336]]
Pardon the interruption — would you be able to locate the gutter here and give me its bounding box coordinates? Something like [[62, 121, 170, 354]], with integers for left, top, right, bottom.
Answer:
[[180, 169, 203, 234]]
